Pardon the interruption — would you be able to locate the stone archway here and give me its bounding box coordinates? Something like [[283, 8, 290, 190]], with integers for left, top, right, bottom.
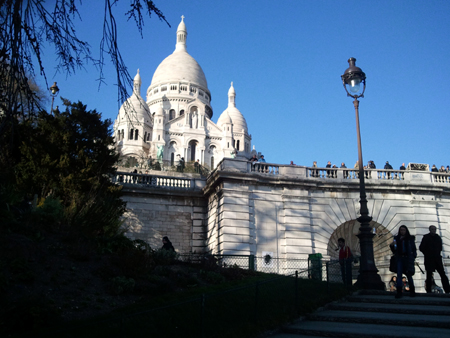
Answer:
[[327, 220, 394, 263]]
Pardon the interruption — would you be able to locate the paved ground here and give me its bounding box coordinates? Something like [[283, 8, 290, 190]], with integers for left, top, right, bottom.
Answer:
[[263, 290, 450, 338]]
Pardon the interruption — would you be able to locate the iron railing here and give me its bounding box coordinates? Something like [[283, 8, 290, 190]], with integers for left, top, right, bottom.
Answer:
[[28, 256, 347, 338]]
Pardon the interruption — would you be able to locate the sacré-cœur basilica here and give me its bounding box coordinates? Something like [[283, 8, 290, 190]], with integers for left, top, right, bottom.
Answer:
[[112, 17, 450, 290], [114, 16, 253, 170]]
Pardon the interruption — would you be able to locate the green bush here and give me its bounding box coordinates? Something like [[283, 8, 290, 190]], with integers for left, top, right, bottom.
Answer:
[[109, 276, 135, 295], [2, 295, 61, 335], [31, 196, 65, 229], [201, 270, 225, 284], [152, 248, 178, 265]]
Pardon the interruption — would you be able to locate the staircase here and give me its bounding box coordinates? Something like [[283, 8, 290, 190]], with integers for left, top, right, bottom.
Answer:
[[266, 290, 450, 338]]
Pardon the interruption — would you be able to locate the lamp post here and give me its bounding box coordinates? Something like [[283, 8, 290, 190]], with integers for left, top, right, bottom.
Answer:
[[50, 82, 59, 114], [341, 57, 384, 290]]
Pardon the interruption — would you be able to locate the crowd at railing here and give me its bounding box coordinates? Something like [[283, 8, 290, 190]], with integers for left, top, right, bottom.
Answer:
[[307, 166, 407, 180], [114, 157, 450, 189]]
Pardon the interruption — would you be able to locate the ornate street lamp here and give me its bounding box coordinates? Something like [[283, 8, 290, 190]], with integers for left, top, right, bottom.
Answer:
[[50, 82, 59, 114], [341, 58, 384, 290]]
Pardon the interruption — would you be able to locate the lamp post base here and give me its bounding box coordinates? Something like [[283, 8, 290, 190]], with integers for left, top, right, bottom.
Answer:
[[354, 270, 385, 290], [354, 226, 385, 290]]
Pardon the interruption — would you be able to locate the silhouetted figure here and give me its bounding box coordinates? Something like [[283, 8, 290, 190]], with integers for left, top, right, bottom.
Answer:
[[419, 225, 450, 294], [162, 236, 175, 252]]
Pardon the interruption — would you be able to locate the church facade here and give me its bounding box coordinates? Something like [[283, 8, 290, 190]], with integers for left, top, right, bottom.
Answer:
[[114, 16, 253, 170]]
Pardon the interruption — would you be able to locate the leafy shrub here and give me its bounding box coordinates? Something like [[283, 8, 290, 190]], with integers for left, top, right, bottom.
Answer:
[[133, 239, 152, 253], [97, 235, 134, 254], [112, 248, 155, 278], [152, 248, 178, 265], [200, 270, 225, 284], [31, 196, 65, 229], [2, 295, 61, 334], [67, 238, 95, 262], [109, 276, 135, 295]]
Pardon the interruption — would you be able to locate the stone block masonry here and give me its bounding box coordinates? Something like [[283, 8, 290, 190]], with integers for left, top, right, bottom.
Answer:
[[121, 189, 206, 254]]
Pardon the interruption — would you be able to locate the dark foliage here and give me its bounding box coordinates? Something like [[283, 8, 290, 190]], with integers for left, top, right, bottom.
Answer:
[[0, 0, 168, 121]]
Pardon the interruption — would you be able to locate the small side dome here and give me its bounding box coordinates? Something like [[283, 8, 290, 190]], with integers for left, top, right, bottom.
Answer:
[[118, 94, 150, 121], [217, 82, 248, 132], [217, 110, 232, 126], [118, 69, 150, 121]]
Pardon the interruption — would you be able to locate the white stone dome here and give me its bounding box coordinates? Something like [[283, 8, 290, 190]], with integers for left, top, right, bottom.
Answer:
[[118, 93, 150, 121], [220, 106, 248, 132], [217, 82, 248, 132], [150, 52, 208, 89], [217, 110, 232, 125], [119, 69, 150, 121], [149, 16, 209, 91]]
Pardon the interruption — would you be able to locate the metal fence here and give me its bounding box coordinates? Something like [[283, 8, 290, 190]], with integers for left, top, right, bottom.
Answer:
[[27, 256, 347, 338], [178, 253, 344, 283]]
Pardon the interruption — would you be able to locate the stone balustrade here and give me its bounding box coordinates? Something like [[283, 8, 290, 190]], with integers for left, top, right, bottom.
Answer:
[[113, 172, 203, 190], [114, 159, 450, 190]]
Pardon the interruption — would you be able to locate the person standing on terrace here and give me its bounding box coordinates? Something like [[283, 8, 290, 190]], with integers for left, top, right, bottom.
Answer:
[[384, 161, 393, 179], [340, 162, 348, 179]]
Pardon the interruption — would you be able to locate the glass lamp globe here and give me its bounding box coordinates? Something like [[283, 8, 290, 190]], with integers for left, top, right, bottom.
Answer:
[[348, 78, 361, 93]]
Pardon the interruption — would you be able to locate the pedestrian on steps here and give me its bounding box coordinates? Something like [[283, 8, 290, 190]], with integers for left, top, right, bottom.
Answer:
[[390, 225, 417, 298]]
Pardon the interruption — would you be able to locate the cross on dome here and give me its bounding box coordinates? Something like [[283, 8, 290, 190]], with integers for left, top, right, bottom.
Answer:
[[176, 15, 187, 52]]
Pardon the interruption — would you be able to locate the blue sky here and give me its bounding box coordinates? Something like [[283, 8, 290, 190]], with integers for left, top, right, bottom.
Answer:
[[40, 1, 450, 169]]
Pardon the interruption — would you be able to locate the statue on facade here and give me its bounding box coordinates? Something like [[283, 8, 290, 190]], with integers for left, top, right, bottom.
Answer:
[[157, 145, 164, 162], [192, 111, 198, 129]]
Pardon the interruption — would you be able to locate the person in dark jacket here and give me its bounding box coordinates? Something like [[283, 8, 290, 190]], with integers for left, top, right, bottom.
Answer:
[[384, 161, 393, 179], [162, 236, 175, 251], [419, 225, 450, 293], [390, 225, 417, 298]]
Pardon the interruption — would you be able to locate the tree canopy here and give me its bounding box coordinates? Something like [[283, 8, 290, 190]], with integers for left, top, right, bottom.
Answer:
[[0, 0, 168, 131], [4, 100, 126, 235]]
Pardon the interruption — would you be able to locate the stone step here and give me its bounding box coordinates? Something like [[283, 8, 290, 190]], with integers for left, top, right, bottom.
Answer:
[[263, 291, 450, 338], [328, 300, 450, 316], [308, 309, 450, 328], [346, 293, 450, 306], [281, 321, 450, 338]]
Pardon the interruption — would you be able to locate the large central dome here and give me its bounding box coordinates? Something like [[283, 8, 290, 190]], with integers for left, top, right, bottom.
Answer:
[[149, 16, 208, 91]]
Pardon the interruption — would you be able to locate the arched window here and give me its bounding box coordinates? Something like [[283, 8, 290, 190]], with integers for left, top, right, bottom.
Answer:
[[190, 106, 198, 113], [134, 129, 139, 140], [129, 129, 134, 140], [236, 140, 240, 151], [171, 153, 175, 166], [169, 109, 175, 120], [121, 130, 124, 140], [189, 140, 197, 162], [211, 156, 214, 169], [180, 110, 184, 116], [144, 131, 147, 142]]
